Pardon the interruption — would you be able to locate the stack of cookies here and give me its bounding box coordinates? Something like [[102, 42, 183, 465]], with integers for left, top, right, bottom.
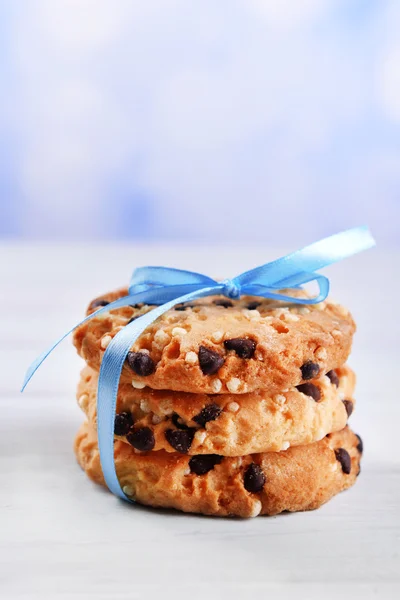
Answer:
[[73, 288, 363, 518]]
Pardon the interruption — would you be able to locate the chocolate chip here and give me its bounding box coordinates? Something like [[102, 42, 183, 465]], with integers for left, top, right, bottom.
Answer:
[[214, 299, 233, 308], [296, 383, 321, 401], [243, 463, 266, 493], [127, 351, 155, 376], [90, 298, 110, 309], [171, 413, 190, 430], [198, 346, 225, 375], [165, 429, 195, 453], [189, 454, 223, 475], [355, 434, 363, 454], [114, 411, 133, 436], [246, 301, 261, 310], [300, 361, 320, 380], [342, 400, 353, 417], [193, 403, 222, 427], [224, 338, 256, 359], [126, 427, 155, 451], [326, 369, 339, 387], [175, 303, 198, 311], [130, 303, 143, 309], [335, 448, 351, 474]]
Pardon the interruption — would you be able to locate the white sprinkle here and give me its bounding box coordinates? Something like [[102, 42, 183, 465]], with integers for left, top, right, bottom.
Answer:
[[152, 414, 163, 424], [296, 306, 310, 315], [315, 347, 327, 361], [249, 500, 262, 518], [140, 400, 151, 413], [95, 311, 110, 320], [183, 467, 191, 476], [195, 430, 207, 444], [211, 330, 224, 343], [283, 312, 299, 322], [330, 462, 339, 472], [314, 302, 326, 311], [227, 401, 240, 413], [100, 335, 112, 349], [331, 329, 343, 338], [78, 394, 89, 409], [185, 351, 198, 365], [242, 309, 261, 320], [211, 378, 222, 393], [132, 379, 146, 389], [334, 304, 349, 317], [154, 329, 170, 347], [226, 378, 241, 393], [172, 327, 187, 337], [122, 485, 134, 497], [281, 441, 290, 450], [273, 394, 287, 405], [140, 348, 150, 355]]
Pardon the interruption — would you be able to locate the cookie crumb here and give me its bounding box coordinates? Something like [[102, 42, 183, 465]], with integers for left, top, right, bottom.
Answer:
[[100, 335, 112, 349]]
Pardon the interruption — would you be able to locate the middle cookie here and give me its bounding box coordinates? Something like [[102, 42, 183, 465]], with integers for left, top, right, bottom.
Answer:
[[77, 365, 355, 456]]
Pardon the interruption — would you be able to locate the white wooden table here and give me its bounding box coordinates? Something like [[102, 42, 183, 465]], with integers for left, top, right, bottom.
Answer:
[[1, 243, 399, 599]]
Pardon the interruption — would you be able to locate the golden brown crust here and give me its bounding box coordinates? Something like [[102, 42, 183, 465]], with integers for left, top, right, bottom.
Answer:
[[77, 365, 356, 455], [73, 287, 355, 395], [75, 422, 361, 518]]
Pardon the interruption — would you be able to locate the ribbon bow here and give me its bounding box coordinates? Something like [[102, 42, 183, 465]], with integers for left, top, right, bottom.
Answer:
[[21, 226, 375, 502]]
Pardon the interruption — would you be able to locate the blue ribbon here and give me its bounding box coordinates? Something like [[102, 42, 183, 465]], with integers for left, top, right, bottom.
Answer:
[[21, 226, 375, 502]]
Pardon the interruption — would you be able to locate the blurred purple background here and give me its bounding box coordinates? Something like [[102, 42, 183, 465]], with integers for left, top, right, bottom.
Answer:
[[0, 0, 399, 245]]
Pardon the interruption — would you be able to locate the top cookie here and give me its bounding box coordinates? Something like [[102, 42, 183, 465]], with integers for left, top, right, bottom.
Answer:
[[73, 287, 355, 395]]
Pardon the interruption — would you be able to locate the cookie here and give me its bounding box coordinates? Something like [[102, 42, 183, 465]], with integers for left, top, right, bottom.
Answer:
[[77, 365, 356, 455], [73, 287, 355, 395], [74, 422, 362, 518]]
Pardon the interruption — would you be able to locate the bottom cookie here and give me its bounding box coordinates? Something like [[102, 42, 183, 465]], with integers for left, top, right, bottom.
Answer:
[[74, 422, 362, 518]]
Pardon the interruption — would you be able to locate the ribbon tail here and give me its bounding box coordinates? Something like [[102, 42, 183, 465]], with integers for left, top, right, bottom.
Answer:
[[235, 226, 375, 289], [21, 292, 169, 392], [97, 286, 220, 500]]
